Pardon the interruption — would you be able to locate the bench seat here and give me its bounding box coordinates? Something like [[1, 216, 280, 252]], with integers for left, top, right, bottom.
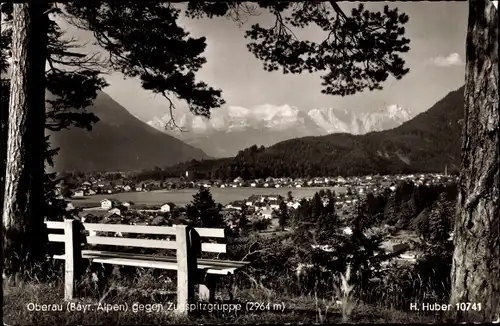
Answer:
[[53, 250, 249, 275], [45, 220, 248, 313]]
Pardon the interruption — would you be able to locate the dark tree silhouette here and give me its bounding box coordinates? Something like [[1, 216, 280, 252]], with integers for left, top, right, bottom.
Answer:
[[2, 2, 50, 282], [185, 187, 223, 228], [186, 2, 410, 96], [278, 200, 288, 231], [450, 1, 499, 322]]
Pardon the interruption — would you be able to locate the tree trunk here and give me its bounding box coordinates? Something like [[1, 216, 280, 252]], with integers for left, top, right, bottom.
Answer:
[[1, 83, 7, 235], [450, 1, 499, 323], [2, 2, 48, 282]]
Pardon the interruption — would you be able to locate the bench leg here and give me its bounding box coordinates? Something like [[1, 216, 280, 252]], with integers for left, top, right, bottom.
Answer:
[[228, 272, 235, 301]]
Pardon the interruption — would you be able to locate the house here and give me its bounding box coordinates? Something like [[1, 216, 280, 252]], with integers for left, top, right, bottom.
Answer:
[[343, 227, 353, 235], [311, 244, 335, 252], [160, 203, 171, 213], [254, 202, 266, 209], [287, 201, 300, 209], [106, 212, 121, 220], [392, 243, 410, 253], [73, 190, 85, 198], [123, 185, 132, 192], [85, 189, 96, 196], [122, 201, 134, 208], [250, 183, 257, 187], [108, 208, 121, 216], [225, 204, 242, 210], [81, 213, 100, 224], [245, 201, 254, 207], [268, 200, 280, 210], [260, 207, 273, 219], [101, 198, 120, 210]]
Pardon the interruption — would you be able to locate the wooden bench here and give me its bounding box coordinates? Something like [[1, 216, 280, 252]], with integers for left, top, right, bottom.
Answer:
[[45, 219, 249, 315]]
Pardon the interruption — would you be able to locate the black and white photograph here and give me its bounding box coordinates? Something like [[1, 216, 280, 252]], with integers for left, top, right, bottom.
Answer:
[[0, 1, 498, 324]]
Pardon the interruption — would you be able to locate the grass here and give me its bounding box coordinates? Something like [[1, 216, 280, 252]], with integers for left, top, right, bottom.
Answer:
[[3, 281, 444, 325], [3, 263, 449, 325]]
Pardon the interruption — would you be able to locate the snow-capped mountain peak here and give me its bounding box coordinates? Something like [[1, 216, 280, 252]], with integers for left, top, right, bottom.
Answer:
[[147, 104, 414, 157], [376, 104, 412, 120]]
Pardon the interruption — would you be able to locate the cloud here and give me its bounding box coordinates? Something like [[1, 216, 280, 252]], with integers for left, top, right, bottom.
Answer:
[[430, 53, 464, 67]]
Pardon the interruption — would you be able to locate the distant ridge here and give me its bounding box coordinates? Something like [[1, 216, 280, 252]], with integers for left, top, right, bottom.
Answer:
[[162, 86, 464, 178], [48, 91, 210, 173]]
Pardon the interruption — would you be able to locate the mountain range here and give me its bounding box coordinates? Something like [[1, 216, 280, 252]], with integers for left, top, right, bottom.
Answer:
[[161, 86, 464, 178], [148, 104, 414, 157], [48, 91, 209, 172]]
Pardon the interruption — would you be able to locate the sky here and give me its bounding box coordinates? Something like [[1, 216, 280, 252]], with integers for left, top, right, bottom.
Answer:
[[59, 1, 468, 123]]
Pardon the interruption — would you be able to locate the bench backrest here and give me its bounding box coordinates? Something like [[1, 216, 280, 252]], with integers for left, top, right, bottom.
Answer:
[[45, 220, 227, 254]]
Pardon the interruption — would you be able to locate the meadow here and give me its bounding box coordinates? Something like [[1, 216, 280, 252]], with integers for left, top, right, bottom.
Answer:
[[73, 186, 347, 206]]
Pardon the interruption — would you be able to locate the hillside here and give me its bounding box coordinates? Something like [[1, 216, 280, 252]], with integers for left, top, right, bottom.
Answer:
[[48, 91, 209, 172], [161, 86, 464, 178]]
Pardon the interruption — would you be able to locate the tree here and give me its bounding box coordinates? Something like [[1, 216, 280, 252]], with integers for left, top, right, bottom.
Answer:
[[2, 1, 49, 281], [278, 200, 288, 231], [310, 192, 324, 224], [316, 196, 337, 242], [185, 187, 223, 228], [1, 1, 108, 281], [238, 213, 248, 236], [450, 1, 499, 322]]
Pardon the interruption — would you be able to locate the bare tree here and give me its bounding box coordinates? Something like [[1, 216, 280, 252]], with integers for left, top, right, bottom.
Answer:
[[450, 1, 499, 322]]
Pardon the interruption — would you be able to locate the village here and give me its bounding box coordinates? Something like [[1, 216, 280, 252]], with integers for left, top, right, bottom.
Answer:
[[68, 171, 457, 198], [64, 171, 457, 233], [58, 171, 458, 274]]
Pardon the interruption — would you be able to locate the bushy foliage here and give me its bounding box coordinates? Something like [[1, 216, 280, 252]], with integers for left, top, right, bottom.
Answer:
[[363, 181, 458, 230], [250, 218, 272, 232], [185, 187, 223, 228], [225, 182, 457, 311]]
